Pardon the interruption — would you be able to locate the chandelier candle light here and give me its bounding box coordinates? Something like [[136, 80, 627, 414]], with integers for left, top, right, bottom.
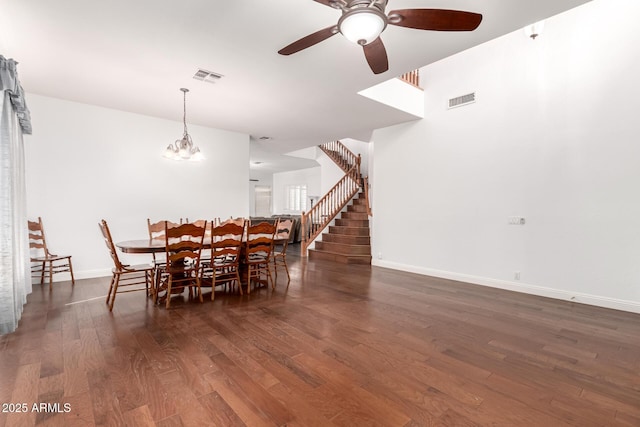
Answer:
[[164, 88, 204, 161]]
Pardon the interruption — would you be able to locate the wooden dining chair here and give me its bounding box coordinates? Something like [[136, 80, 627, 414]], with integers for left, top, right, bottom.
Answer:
[[147, 219, 181, 290], [272, 218, 293, 284], [220, 217, 247, 241], [201, 220, 246, 300], [147, 218, 181, 266], [28, 217, 75, 290], [188, 219, 213, 265], [99, 220, 155, 311], [163, 221, 207, 308], [245, 221, 276, 294]]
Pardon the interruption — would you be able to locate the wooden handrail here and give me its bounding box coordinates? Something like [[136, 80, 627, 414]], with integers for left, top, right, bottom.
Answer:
[[362, 176, 372, 217], [319, 141, 360, 175], [301, 163, 361, 256], [399, 69, 421, 89]]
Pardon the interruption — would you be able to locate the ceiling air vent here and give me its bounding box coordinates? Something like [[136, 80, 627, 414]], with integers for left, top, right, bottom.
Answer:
[[448, 92, 476, 109], [193, 68, 223, 84]]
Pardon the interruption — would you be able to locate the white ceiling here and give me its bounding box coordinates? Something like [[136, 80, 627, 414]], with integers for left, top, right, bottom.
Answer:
[[0, 0, 590, 174]]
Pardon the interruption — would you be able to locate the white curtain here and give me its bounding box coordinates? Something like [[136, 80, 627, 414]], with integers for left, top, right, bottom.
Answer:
[[0, 56, 32, 335]]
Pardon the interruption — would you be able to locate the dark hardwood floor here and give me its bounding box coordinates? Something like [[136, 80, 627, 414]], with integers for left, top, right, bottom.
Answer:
[[2, 252, 640, 426]]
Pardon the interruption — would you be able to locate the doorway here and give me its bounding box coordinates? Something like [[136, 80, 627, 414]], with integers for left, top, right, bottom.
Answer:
[[254, 185, 272, 217]]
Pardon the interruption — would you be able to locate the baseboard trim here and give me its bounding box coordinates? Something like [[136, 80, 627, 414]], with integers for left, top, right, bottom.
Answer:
[[373, 260, 640, 314], [35, 268, 112, 284]]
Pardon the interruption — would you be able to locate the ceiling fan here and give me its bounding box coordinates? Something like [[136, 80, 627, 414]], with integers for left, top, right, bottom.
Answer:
[[278, 0, 482, 74]]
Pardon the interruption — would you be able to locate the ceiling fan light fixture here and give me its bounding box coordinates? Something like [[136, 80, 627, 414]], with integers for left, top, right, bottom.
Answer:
[[338, 8, 386, 45]]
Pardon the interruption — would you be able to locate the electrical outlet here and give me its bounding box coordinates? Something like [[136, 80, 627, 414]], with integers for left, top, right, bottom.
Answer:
[[514, 271, 521, 280], [508, 216, 526, 225], [378, 252, 382, 259]]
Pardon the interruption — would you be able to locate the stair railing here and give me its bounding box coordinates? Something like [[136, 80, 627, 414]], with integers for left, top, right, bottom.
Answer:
[[362, 176, 372, 217], [319, 141, 361, 175], [399, 69, 421, 89], [301, 159, 361, 256]]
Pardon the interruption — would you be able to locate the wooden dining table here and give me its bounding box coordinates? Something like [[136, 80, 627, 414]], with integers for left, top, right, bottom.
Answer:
[[116, 237, 285, 254], [116, 238, 210, 254], [116, 237, 283, 298]]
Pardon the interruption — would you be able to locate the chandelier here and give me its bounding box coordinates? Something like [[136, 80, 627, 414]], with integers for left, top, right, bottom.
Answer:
[[164, 88, 204, 161]]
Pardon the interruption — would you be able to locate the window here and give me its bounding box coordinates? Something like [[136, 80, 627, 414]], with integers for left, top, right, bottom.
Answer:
[[286, 185, 307, 211]]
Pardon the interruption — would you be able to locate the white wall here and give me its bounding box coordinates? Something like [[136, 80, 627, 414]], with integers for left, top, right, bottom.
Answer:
[[372, 0, 640, 313], [25, 94, 249, 279], [358, 78, 424, 119], [272, 167, 320, 214]]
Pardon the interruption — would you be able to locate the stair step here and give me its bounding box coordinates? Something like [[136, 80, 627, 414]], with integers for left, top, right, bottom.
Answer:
[[335, 218, 369, 227], [315, 241, 371, 255], [340, 211, 368, 220], [308, 249, 372, 264], [322, 234, 370, 245], [347, 204, 368, 213], [329, 225, 369, 236]]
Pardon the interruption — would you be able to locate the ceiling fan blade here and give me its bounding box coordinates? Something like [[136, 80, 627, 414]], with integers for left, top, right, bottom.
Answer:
[[363, 37, 389, 74], [312, 0, 335, 7], [388, 9, 482, 31], [278, 26, 338, 55]]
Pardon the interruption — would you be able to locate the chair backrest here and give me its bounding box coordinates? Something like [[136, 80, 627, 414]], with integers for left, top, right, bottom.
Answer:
[[245, 221, 276, 262], [211, 221, 245, 263], [148, 219, 181, 263], [99, 219, 124, 270], [249, 217, 278, 227], [220, 217, 245, 227], [164, 222, 207, 270], [28, 217, 50, 257], [147, 219, 181, 241], [190, 219, 212, 238], [275, 218, 294, 241]]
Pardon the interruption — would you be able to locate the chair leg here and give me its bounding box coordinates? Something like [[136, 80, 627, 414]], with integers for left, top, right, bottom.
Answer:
[[282, 256, 290, 284], [40, 261, 46, 285], [197, 278, 203, 303], [211, 269, 217, 301], [154, 267, 163, 302], [235, 268, 243, 295], [48, 261, 54, 291], [109, 274, 120, 311], [166, 277, 172, 309], [68, 257, 75, 285], [106, 274, 116, 305], [146, 270, 154, 300], [267, 265, 275, 290]]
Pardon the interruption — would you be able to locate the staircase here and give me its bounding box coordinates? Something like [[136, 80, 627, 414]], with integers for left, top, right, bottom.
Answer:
[[308, 191, 371, 264], [301, 141, 372, 264]]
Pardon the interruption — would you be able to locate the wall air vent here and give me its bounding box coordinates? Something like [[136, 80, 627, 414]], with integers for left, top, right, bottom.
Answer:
[[448, 92, 476, 109], [193, 68, 223, 84]]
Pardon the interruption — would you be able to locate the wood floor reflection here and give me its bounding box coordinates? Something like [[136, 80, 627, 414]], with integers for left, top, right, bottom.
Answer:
[[2, 254, 639, 426]]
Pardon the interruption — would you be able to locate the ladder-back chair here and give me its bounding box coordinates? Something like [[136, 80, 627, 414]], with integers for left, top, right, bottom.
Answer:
[[273, 218, 293, 284], [163, 221, 207, 308], [99, 219, 155, 311], [28, 217, 75, 290], [245, 221, 276, 294], [201, 220, 245, 300]]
